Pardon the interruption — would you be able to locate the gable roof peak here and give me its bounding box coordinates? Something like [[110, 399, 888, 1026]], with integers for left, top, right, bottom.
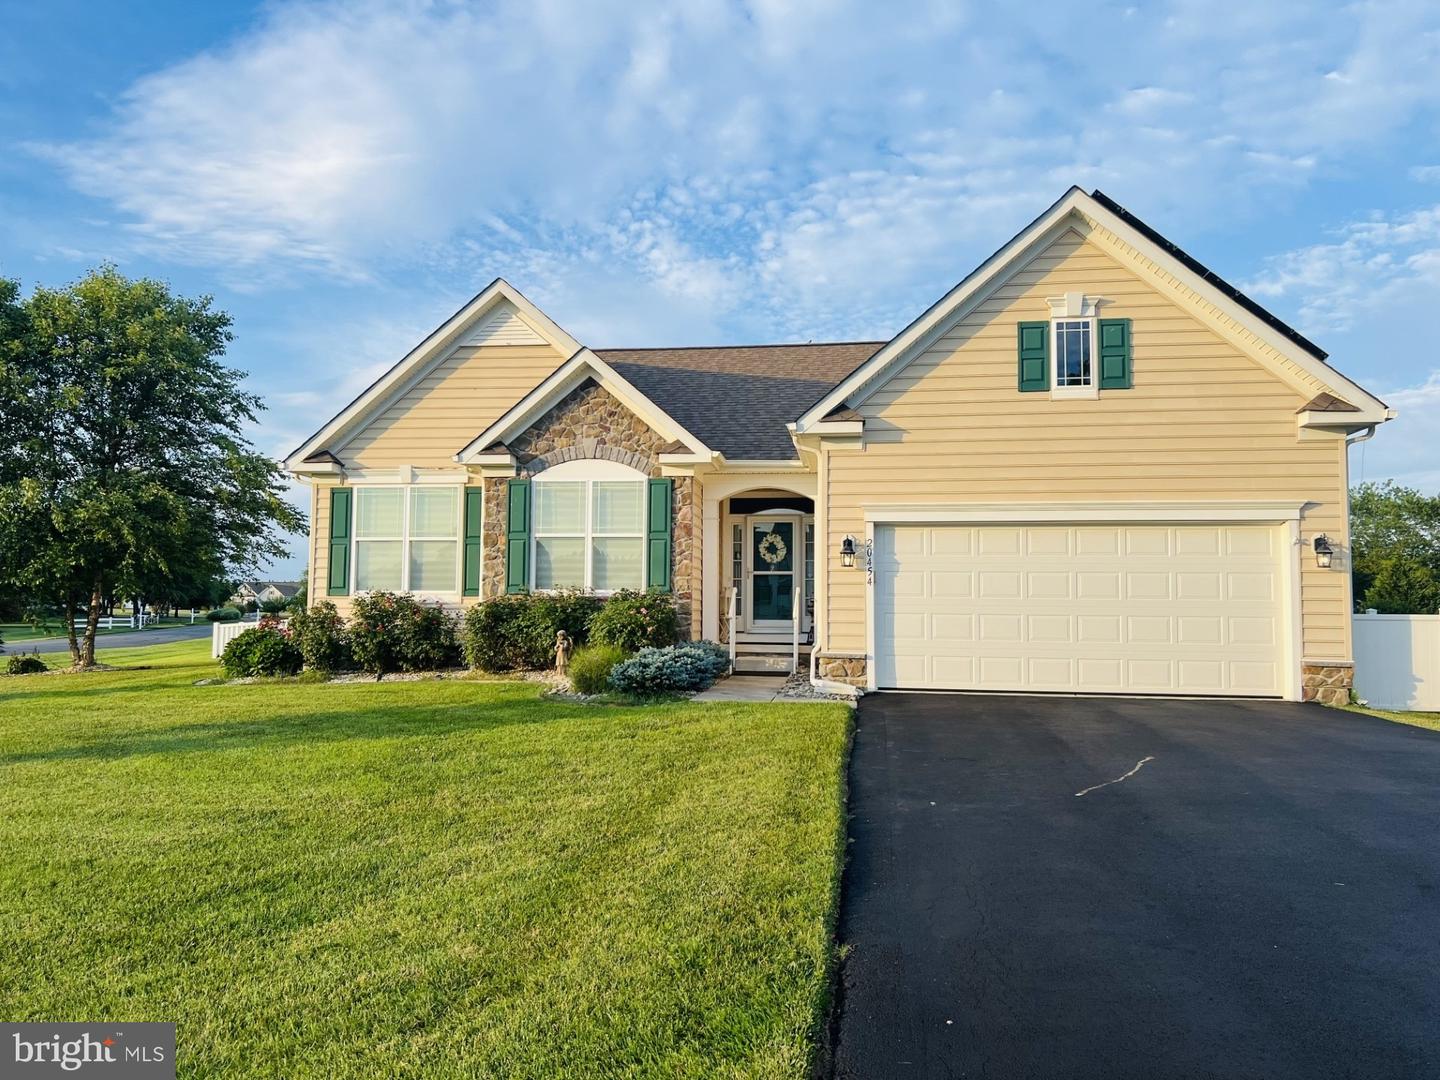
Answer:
[[795, 186, 1390, 431]]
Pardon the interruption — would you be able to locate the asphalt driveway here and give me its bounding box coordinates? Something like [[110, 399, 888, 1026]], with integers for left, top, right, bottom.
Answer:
[[834, 694, 1440, 1080]]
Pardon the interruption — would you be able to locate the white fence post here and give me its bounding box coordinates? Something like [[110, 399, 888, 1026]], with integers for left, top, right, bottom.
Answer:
[[1353, 613, 1440, 711]]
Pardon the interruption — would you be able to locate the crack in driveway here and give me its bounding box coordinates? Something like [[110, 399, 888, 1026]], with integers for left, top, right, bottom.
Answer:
[[1074, 755, 1154, 797]]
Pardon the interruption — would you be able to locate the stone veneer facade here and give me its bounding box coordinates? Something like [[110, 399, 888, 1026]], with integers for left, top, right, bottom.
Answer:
[[479, 379, 697, 637], [817, 654, 868, 688], [1302, 662, 1354, 706]]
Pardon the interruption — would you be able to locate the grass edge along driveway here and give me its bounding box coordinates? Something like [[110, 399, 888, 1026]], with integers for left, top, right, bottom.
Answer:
[[0, 640, 851, 1079]]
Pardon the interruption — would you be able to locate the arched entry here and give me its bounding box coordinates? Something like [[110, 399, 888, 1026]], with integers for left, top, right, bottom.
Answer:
[[699, 474, 818, 652]]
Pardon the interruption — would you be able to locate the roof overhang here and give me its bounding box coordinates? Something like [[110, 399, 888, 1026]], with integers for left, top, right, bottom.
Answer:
[[454, 348, 716, 465], [794, 187, 1392, 433], [285, 278, 581, 475]]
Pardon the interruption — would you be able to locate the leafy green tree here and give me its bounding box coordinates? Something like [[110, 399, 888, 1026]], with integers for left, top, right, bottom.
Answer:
[[1350, 481, 1440, 613], [1362, 557, 1440, 615], [0, 267, 304, 667]]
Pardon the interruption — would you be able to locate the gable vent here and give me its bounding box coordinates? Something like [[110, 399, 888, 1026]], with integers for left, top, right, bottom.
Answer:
[[459, 305, 549, 347]]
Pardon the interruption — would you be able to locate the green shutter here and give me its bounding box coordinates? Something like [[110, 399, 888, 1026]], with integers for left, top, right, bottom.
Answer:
[[1098, 318, 1132, 389], [646, 478, 673, 593], [327, 487, 352, 596], [1017, 321, 1049, 392], [462, 486, 484, 596], [505, 478, 530, 594]]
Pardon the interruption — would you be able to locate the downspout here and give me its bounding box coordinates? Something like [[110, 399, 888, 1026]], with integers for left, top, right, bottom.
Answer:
[[1345, 424, 1377, 447], [810, 648, 859, 698]]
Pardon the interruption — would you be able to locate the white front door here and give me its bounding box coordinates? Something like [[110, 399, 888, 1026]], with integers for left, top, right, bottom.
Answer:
[[747, 516, 801, 632], [874, 523, 1285, 696]]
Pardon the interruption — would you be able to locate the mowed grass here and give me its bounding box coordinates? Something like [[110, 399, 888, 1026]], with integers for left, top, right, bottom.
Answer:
[[0, 641, 851, 1078], [1339, 703, 1440, 733]]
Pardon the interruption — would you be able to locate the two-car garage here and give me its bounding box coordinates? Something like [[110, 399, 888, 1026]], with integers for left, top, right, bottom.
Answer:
[[872, 519, 1293, 697]]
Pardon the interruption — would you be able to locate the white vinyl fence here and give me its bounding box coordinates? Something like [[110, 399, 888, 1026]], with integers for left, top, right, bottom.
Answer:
[[211, 615, 288, 658], [1353, 614, 1440, 711]]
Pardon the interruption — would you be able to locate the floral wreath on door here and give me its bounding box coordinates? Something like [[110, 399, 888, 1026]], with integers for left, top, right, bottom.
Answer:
[[757, 531, 788, 566]]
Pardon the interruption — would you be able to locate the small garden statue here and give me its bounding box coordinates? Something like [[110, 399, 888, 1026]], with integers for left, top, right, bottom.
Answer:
[[554, 629, 574, 673]]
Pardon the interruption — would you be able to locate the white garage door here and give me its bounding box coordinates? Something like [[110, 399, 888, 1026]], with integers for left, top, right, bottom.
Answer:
[[874, 523, 1284, 696]]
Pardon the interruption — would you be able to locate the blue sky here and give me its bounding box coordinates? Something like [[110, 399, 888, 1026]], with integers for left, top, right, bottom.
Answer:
[[4, 0, 1439, 578]]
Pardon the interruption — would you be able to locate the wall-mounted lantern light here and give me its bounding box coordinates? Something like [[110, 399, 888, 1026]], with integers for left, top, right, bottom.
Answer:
[[840, 535, 857, 568], [1312, 534, 1333, 569]]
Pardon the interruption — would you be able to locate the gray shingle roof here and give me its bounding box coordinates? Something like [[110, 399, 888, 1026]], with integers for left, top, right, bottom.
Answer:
[[596, 342, 882, 460]]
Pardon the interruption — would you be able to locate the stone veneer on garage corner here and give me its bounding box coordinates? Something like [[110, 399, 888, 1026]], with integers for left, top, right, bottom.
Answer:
[[817, 655, 868, 688], [479, 379, 697, 637], [1302, 662, 1354, 706]]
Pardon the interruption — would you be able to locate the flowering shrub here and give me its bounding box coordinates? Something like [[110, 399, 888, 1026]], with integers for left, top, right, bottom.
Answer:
[[220, 626, 302, 678], [462, 590, 604, 671], [289, 602, 351, 674], [608, 641, 729, 696], [567, 644, 629, 695], [589, 590, 679, 653], [349, 592, 460, 678]]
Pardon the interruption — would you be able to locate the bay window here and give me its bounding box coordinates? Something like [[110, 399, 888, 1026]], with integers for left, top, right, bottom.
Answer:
[[352, 486, 460, 593]]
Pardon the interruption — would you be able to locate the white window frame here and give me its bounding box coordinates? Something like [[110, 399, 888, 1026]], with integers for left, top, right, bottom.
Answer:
[[1046, 291, 1102, 400], [531, 459, 648, 594], [350, 484, 463, 598], [1050, 317, 1098, 398]]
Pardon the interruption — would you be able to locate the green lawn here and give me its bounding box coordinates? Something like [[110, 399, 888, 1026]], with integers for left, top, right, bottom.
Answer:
[[1339, 703, 1440, 733], [0, 641, 851, 1078]]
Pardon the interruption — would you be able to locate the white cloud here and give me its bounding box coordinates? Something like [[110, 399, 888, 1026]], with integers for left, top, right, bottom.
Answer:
[[1352, 371, 1440, 495], [32, 0, 1440, 335], [1244, 204, 1440, 331]]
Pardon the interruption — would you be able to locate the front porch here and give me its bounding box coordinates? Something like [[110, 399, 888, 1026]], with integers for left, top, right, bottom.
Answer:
[[699, 475, 817, 675]]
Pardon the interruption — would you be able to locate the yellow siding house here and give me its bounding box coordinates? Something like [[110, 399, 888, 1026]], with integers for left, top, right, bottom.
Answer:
[[286, 189, 1392, 703]]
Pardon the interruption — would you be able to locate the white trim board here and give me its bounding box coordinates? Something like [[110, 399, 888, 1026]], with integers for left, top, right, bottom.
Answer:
[[795, 188, 1392, 432], [284, 279, 581, 472], [861, 501, 1306, 524]]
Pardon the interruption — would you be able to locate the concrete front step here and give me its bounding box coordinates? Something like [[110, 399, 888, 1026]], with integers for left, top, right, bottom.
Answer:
[[733, 654, 797, 675]]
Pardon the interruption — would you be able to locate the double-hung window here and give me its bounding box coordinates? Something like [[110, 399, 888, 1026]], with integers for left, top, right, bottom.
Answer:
[[352, 486, 460, 594], [532, 462, 646, 592]]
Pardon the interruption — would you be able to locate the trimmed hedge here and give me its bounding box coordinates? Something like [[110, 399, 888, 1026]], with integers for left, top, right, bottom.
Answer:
[[289, 602, 351, 674], [206, 607, 242, 623], [463, 591, 604, 672], [220, 627, 303, 678], [588, 590, 679, 653], [349, 592, 460, 679]]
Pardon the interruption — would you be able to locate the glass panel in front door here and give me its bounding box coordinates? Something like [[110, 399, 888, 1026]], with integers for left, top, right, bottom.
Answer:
[[752, 521, 795, 621]]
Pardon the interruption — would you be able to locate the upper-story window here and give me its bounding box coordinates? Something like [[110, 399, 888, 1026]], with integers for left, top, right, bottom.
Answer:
[[353, 486, 460, 593], [532, 460, 646, 592], [1053, 318, 1094, 390]]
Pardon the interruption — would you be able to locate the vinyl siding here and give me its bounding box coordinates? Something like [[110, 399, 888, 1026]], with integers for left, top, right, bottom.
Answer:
[[338, 342, 566, 467], [824, 229, 1352, 662]]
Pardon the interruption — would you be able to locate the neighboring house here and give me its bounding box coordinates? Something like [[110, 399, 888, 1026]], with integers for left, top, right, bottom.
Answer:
[[285, 188, 1392, 703], [230, 581, 302, 608]]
